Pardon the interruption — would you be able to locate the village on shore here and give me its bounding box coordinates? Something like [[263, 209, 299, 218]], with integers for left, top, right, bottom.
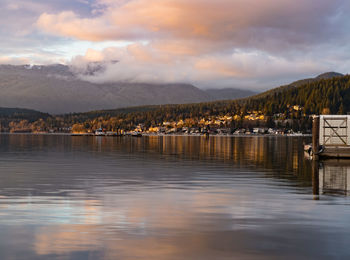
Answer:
[[2, 108, 312, 137], [92, 127, 309, 137]]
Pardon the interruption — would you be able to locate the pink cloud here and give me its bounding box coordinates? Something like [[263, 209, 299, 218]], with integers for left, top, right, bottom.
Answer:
[[37, 0, 347, 53], [35, 0, 350, 88]]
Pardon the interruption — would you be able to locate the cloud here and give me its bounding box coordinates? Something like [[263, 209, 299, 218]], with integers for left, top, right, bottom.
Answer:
[[0, 0, 97, 64], [1, 0, 349, 89], [0, 56, 30, 65], [34, 0, 350, 88], [70, 44, 326, 89], [37, 0, 350, 53]]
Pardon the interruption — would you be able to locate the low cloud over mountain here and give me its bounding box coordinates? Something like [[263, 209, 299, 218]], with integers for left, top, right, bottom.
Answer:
[[0, 64, 254, 114]]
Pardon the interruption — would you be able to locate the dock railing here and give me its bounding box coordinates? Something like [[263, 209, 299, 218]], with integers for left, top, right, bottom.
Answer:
[[319, 115, 350, 146]]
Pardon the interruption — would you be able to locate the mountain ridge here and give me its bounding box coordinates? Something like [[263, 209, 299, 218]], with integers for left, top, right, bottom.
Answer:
[[0, 64, 254, 114]]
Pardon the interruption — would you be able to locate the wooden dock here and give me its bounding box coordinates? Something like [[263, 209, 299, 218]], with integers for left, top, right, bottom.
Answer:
[[313, 115, 350, 158]]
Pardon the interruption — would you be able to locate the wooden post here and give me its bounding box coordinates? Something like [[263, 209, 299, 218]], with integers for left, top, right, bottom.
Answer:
[[312, 116, 320, 159], [312, 116, 320, 198]]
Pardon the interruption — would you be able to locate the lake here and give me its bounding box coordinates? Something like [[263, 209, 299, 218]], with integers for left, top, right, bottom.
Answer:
[[0, 134, 349, 259]]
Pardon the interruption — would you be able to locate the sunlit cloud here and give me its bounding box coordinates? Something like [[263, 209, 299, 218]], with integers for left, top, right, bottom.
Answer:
[[36, 0, 350, 52], [1, 0, 350, 88]]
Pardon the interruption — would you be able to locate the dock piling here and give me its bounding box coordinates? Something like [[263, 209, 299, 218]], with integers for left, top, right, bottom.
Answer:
[[312, 116, 320, 159]]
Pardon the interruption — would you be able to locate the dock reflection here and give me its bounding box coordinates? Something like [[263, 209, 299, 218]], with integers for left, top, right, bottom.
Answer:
[[313, 160, 350, 196]]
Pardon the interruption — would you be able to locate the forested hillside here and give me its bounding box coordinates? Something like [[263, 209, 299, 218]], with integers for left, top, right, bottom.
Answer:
[[245, 74, 349, 115]]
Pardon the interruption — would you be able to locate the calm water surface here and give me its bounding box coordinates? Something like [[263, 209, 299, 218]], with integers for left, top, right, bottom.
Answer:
[[0, 134, 349, 259]]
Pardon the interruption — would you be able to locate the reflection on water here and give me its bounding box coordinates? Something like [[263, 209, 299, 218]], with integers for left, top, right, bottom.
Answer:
[[318, 160, 350, 196], [0, 135, 350, 259]]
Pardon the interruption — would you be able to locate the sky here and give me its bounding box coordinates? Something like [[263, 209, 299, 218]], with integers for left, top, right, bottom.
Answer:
[[1, 0, 350, 90]]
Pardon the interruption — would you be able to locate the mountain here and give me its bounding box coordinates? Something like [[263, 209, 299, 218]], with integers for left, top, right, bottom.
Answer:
[[0, 64, 253, 114], [0, 107, 49, 120], [0, 64, 210, 114], [254, 71, 344, 99], [204, 88, 257, 100], [66, 72, 350, 125], [1, 64, 341, 116]]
